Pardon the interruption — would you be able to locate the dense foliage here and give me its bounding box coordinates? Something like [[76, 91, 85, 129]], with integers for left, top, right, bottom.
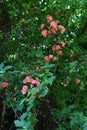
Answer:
[[0, 0, 87, 130]]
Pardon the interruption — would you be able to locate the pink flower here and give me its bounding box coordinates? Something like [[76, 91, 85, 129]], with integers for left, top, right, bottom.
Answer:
[[30, 84, 34, 88], [31, 80, 36, 85], [51, 27, 57, 34], [58, 25, 66, 34], [46, 15, 53, 23], [50, 21, 58, 31], [58, 25, 64, 29], [48, 54, 54, 59], [2, 82, 9, 88], [75, 78, 80, 84], [44, 56, 50, 62], [23, 76, 32, 84], [41, 30, 48, 37], [35, 80, 40, 86], [60, 41, 66, 47], [52, 45, 61, 51], [31, 80, 40, 86], [56, 45, 61, 50], [52, 45, 57, 51], [61, 28, 66, 34], [40, 24, 45, 30], [22, 85, 28, 95]]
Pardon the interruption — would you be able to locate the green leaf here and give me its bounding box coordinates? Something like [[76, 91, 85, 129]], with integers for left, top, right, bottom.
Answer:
[[48, 76, 55, 85], [20, 113, 27, 120], [4, 65, 13, 71], [14, 120, 24, 127], [44, 76, 55, 85], [28, 97, 35, 105], [39, 87, 48, 97], [16, 103, 24, 111], [20, 98, 26, 105], [0, 63, 4, 68], [83, 123, 87, 130], [0, 74, 4, 77]]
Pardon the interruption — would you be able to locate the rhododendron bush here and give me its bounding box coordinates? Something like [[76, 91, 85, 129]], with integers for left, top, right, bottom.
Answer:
[[0, 0, 87, 130]]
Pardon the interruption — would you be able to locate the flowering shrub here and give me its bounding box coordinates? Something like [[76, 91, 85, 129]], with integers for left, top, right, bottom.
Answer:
[[41, 15, 65, 38], [0, 1, 87, 130]]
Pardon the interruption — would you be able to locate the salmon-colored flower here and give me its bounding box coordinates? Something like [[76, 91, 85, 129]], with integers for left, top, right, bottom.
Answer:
[[48, 54, 54, 59], [50, 21, 58, 31], [56, 45, 61, 50], [35, 80, 40, 86], [31, 80, 36, 85], [60, 41, 66, 47], [75, 78, 80, 84], [23, 76, 32, 84], [2, 82, 9, 88], [40, 24, 45, 29], [44, 56, 50, 62], [51, 27, 57, 34], [41, 30, 48, 37], [58, 25, 66, 34], [52, 45, 56, 51], [31, 80, 40, 86], [58, 50, 63, 55], [61, 28, 66, 34], [46, 15, 53, 23], [22, 85, 28, 95], [52, 45, 61, 51]]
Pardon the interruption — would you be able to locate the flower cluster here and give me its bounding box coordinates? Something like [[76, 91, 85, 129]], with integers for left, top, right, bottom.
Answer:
[[22, 85, 28, 95], [41, 15, 66, 37], [52, 41, 66, 56], [43, 39, 66, 63], [44, 54, 57, 63], [22, 76, 40, 95], [52, 45, 62, 55], [2, 82, 9, 88]]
